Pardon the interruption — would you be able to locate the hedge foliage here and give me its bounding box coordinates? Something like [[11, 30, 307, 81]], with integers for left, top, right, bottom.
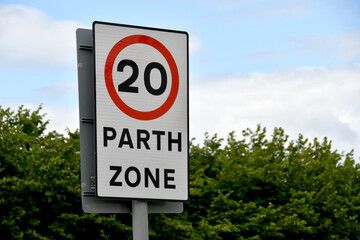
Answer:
[[1, 106, 359, 239]]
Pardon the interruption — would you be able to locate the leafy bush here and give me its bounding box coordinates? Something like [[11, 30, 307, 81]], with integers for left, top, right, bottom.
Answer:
[[1, 106, 359, 239], [173, 127, 360, 239], [0, 106, 131, 239]]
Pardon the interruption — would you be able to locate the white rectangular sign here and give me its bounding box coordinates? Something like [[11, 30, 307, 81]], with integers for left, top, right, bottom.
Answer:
[[93, 21, 188, 201]]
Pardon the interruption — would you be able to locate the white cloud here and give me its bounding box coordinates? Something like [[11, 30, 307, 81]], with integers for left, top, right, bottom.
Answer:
[[250, 0, 314, 18], [190, 65, 360, 158], [36, 82, 77, 100], [42, 104, 79, 133], [248, 31, 360, 64], [189, 33, 201, 55], [294, 31, 360, 62], [326, 32, 360, 62], [0, 5, 86, 68], [211, 0, 315, 20]]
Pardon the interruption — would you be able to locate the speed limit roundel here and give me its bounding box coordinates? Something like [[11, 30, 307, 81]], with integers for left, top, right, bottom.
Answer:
[[104, 35, 179, 120]]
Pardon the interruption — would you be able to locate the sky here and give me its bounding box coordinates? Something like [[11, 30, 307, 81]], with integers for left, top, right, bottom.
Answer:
[[0, 0, 359, 160]]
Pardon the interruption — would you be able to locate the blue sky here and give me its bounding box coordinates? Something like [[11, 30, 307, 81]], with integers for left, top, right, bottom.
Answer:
[[1, 0, 360, 160]]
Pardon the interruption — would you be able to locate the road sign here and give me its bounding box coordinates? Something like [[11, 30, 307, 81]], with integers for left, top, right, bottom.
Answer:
[[93, 22, 188, 201], [77, 28, 183, 213]]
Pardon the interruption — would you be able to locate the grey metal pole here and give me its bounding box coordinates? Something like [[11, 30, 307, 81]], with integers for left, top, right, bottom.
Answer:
[[132, 200, 149, 240]]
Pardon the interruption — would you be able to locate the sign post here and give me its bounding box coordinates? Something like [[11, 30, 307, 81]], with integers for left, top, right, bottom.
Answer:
[[132, 200, 149, 240]]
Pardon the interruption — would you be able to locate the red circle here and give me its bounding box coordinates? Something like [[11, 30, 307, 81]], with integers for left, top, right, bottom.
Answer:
[[104, 35, 179, 121]]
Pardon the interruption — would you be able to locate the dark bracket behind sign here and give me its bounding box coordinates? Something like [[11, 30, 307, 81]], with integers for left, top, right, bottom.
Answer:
[[77, 28, 183, 213]]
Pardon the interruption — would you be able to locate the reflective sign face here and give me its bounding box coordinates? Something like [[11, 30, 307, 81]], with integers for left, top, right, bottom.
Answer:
[[93, 22, 188, 201]]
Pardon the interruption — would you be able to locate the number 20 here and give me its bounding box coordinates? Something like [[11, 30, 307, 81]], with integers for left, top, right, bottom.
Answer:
[[117, 59, 167, 96]]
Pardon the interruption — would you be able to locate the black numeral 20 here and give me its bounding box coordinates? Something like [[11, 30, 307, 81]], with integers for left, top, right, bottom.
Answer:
[[117, 59, 167, 96]]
